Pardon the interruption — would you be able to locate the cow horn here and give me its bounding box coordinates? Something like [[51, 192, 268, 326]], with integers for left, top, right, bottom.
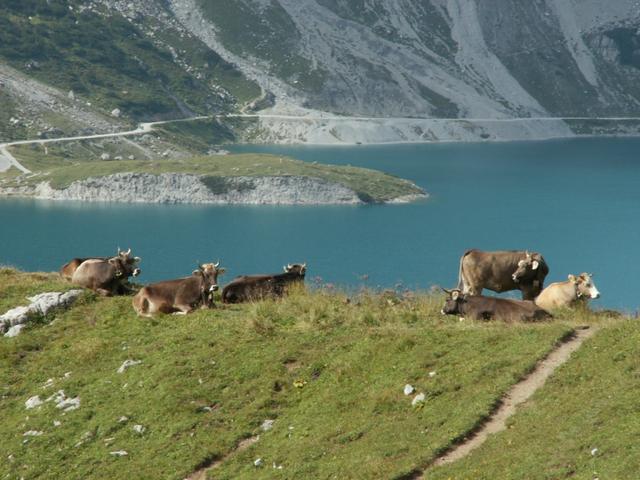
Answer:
[[287, 263, 293, 269], [302, 262, 307, 269], [441, 287, 452, 294], [214, 260, 220, 268], [126, 248, 131, 256], [117, 246, 121, 254]]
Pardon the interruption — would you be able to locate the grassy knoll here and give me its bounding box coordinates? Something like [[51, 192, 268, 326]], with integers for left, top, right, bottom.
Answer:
[[0, 269, 584, 480], [428, 319, 640, 480], [5, 152, 425, 203]]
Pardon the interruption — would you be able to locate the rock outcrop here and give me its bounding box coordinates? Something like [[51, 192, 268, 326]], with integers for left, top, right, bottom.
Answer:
[[3, 173, 368, 205]]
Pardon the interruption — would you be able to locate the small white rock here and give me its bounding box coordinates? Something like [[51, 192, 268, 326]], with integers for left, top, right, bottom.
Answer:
[[118, 416, 129, 423], [111, 108, 121, 118], [133, 424, 145, 434], [23, 430, 43, 436], [261, 419, 275, 431], [25, 396, 43, 409], [412, 393, 426, 406], [43, 378, 54, 389], [404, 384, 415, 396], [53, 420, 61, 427], [63, 372, 72, 378], [591, 448, 599, 456], [117, 359, 142, 373], [254, 458, 263, 467], [110, 450, 128, 457], [428, 371, 437, 378]]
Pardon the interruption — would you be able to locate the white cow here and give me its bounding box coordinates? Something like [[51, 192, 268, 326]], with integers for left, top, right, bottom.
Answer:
[[535, 273, 600, 310]]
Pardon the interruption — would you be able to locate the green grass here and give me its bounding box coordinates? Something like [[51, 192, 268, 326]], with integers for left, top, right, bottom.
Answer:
[[6, 152, 425, 203], [0, 269, 581, 480], [427, 319, 640, 480]]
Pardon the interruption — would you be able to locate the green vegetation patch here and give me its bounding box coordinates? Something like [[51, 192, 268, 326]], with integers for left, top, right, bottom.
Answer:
[[7, 152, 425, 203], [429, 321, 640, 479], [0, 269, 574, 479], [0, 1, 258, 120]]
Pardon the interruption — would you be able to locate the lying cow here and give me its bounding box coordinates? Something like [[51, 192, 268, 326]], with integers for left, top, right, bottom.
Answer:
[[222, 263, 306, 304], [457, 249, 549, 300], [441, 289, 551, 322], [535, 273, 600, 311], [61, 248, 140, 281], [71, 250, 141, 296], [132, 262, 225, 317]]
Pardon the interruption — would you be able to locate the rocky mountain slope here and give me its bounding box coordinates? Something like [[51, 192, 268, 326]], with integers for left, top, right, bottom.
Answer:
[[3, 0, 640, 144]]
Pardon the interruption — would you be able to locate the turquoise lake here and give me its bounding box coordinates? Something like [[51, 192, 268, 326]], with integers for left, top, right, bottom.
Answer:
[[1, 138, 639, 310]]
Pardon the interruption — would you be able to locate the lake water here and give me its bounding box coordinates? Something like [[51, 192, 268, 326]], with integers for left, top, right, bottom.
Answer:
[[1, 138, 639, 310]]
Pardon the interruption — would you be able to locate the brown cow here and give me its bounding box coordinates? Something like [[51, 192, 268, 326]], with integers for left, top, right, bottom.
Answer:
[[71, 251, 141, 296], [132, 262, 225, 317], [61, 248, 140, 280], [535, 273, 600, 311], [441, 289, 552, 322], [221, 263, 306, 304], [457, 249, 549, 300]]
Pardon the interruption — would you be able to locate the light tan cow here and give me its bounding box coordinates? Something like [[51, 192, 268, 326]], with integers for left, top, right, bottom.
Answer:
[[535, 273, 600, 310]]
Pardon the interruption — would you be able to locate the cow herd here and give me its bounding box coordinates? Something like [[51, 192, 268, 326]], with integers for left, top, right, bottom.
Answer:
[[59, 249, 307, 317], [59, 247, 599, 321], [442, 249, 600, 321]]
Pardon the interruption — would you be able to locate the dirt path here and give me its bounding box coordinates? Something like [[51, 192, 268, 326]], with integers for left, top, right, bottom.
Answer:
[[411, 326, 597, 476], [186, 435, 259, 480]]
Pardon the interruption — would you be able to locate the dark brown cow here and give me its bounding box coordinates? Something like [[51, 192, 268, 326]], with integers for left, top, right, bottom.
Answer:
[[441, 289, 552, 322], [132, 263, 225, 317], [222, 263, 306, 304], [61, 248, 140, 281], [457, 249, 549, 300]]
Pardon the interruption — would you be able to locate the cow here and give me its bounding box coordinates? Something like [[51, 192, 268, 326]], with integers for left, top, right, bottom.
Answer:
[[457, 249, 549, 301], [71, 249, 141, 296], [132, 262, 225, 317], [441, 288, 552, 322], [221, 263, 307, 304], [535, 273, 600, 311], [60, 248, 140, 281]]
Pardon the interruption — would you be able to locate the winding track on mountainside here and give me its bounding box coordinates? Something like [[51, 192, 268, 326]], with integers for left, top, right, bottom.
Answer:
[[407, 326, 598, 478], [2, 114, 640, 174]]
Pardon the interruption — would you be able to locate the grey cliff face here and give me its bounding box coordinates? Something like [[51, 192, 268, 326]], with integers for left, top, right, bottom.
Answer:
[[4, 173, 364, 205]]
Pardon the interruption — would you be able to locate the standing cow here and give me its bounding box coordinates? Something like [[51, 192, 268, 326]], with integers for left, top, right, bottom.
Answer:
[[222, 263, 307, 304], [457, 249, 549, 301], [535, 273, 600, 311], [441, 288, 552, 322], [71, 250, 142, 296], [132, 262, 225, 317]]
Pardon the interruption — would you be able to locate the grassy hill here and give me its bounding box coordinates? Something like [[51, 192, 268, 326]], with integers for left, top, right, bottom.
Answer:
[[0, 269, 633, 479]]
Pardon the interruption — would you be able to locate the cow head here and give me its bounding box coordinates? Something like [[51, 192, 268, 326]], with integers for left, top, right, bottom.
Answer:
[[193, 261, 226, 293], [441, 288, 464, 315], [115, 247, 142, 277], [569, 273, 600, 300], [512, 252, 544, 284], [284, 263, 307, 277]]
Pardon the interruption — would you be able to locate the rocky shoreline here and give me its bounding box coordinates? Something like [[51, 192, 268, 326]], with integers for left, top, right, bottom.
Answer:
[[0, 172, 427, 205]]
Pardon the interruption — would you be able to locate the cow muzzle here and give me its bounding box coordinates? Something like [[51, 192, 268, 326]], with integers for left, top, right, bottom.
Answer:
[[133, 268, 141, 277], [210, 284, 219, 292], [512, 274, 519, 282]]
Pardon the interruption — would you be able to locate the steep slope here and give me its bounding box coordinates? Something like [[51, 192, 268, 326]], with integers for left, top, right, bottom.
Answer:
[[0, 0, 259, 141], [176, 0, 640, 119]]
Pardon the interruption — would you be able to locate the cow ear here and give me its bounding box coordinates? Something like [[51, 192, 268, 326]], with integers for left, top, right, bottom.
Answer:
[[193, 269, 202, 276], [568, 274, 577, 283], [532, 260, 539, 270], [283, 265, 288, 272], [218, 268, 226, 275]]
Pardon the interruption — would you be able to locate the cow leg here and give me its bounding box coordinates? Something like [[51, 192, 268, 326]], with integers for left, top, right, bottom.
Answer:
[[96, 288, 113, 297], [174, 304, 194, 315]]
